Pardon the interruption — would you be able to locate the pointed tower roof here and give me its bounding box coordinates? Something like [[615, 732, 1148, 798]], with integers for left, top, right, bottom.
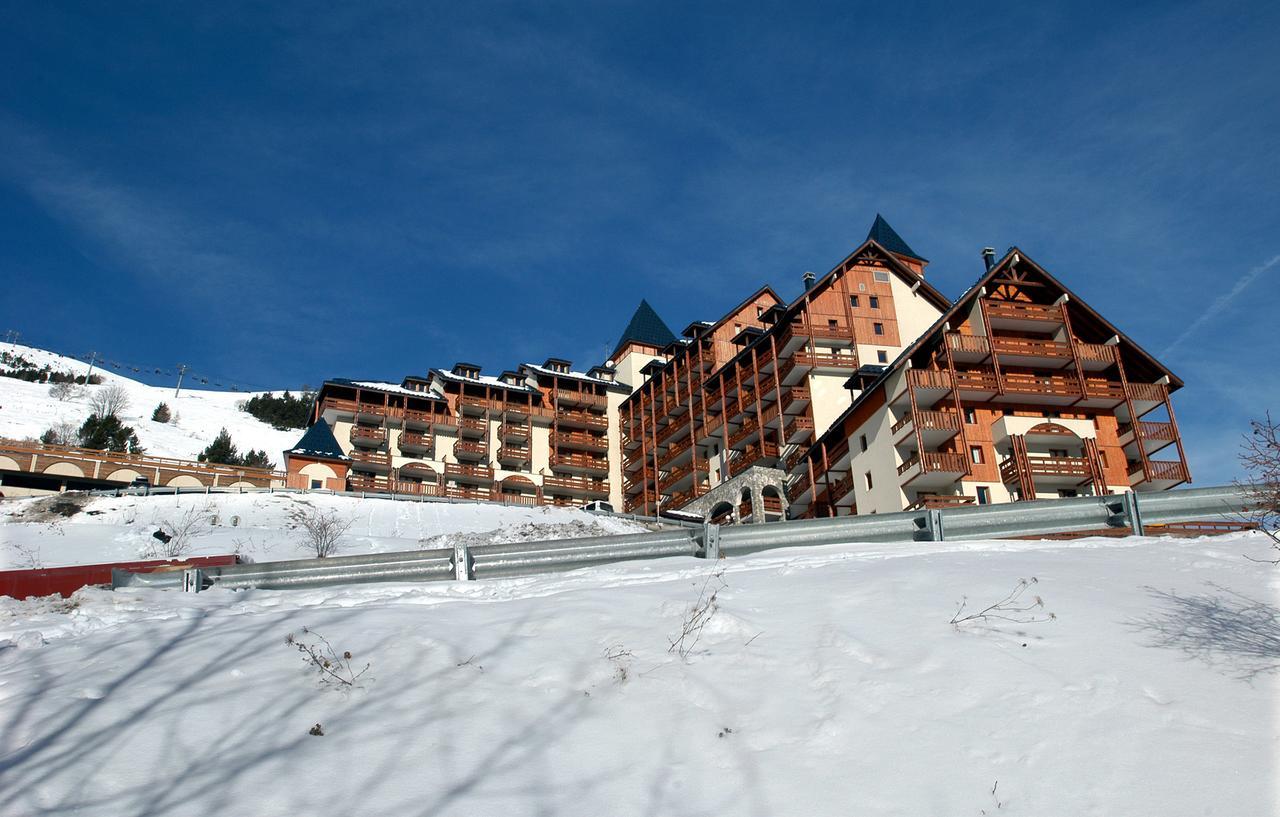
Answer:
[[285, 422, 350, 462], [866, 214, 927, 263], [613, 299, 677, 357]]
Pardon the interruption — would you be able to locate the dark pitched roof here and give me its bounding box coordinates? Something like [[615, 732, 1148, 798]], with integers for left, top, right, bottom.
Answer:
[[866, 214, 927, 263], [286, 422, 350, 461], [613, 299, 677, 356]]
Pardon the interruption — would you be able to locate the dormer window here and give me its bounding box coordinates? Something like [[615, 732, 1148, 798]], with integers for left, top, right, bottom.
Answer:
[[452, 363, 482, 379]]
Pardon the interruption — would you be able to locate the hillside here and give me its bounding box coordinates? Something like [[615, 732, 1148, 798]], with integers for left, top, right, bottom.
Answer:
[[0, 341, 301, 464], [0, 530, 1275, 816]]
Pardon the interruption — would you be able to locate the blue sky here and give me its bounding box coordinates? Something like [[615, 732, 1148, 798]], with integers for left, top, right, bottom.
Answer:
[[1, 1, 1276, 484]]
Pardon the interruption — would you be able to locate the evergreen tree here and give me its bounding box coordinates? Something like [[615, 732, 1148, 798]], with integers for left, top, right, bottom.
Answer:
[[152, 402, 172, 423], [198, 428, 240, 465], [241, 390, 314, 430], [241, 449, 275, 469], [77, 413, 142, 453]]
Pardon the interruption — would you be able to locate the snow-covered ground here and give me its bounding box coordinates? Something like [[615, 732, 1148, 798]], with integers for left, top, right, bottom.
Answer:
[[1, 530, 1277, 816], [0, 341, 300, 462], [0, 491, 651, 568]]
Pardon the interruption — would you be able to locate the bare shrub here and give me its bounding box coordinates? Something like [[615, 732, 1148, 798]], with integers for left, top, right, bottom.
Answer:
[[6, 542, 42, 569], [285, 627, 370, 689], [88, 383, 130, 419], [603, 644, 633, 684], [142, 504, 211, 558], [669, 568, 726, 660], [297, 506, 354, 558], [48, 381, 81, 401], [1240, 412, 1280, 562], [39, 420, 80, 447], [951, 577, 1056, 628]]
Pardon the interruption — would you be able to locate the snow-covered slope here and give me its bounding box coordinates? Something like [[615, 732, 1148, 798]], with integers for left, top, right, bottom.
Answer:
[[0, 531, 1276, 816], [0, 341, 300, 463], [0, 491, 651, 568]]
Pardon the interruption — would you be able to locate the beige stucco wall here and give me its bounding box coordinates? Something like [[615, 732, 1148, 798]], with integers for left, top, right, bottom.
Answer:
[[166, 474, 203, 488], [605, 390, 626, 509], [42, 461, 84, 478], [808, 372, 854, 439], [889, 274, 947, 345], [104, 468, 144, 483], [613, 348, 664, 393]]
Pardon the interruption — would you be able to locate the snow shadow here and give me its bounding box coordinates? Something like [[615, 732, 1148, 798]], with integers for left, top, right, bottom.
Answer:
[[1131, 583, 1280, 680]]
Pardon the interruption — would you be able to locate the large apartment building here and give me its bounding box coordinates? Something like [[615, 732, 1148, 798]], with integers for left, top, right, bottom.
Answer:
[[284, 215, 1190, 521]]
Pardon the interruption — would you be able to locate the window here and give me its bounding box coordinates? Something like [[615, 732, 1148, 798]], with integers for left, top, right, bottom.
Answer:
[[869, 295, 880, 309], [1049, 448, 1068, 458], [964, 407, 977, 424], [859, 434, 868, 452], [877, 350, 888, 363], [850, 295, 860, 308], [734, 324, 742, 333], [756, 306, 763, 317], [1058, 489, 1078, 498], [310, 479, 322, 490], [874, 271, 890, 283], [828, 319, 838, 329], [864, 471, 874, 490], [970, 445, 984, 464], [873, 322, 885, 336], [976, 486, 991, 505]]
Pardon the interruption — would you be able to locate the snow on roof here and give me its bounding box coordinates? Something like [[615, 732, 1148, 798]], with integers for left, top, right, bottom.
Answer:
[[429, 369, 540, 395], [330, 379, 446, 400], [521, 363, 615, 386]]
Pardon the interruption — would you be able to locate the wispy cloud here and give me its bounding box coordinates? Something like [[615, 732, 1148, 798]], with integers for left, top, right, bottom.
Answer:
[[1160, 253, 1280, 358]]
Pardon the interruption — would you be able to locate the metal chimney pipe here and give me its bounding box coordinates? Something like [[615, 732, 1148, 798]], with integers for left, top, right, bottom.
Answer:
[[802, 271, 816, 290], [981, 247, 996, 271]]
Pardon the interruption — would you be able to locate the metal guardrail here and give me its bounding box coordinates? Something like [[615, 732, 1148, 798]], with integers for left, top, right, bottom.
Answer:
[[113, 485, 1261, 594]]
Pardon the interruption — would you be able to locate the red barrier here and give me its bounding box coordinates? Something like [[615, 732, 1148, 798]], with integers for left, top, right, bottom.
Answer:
[[0, 555, 239, 601]]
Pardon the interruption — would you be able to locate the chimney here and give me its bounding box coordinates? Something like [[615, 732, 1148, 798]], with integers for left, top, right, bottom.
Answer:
[[981, 247, 996, 271], [802, 271, 816, 290]]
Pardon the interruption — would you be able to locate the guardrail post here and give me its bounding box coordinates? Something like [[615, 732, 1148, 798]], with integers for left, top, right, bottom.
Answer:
[[182, 568, 204, 593], [700, 522, 721, 559], [924, 509, 946, 541], [453, 542, 473, 580], [1121, 492, 1145, 536]]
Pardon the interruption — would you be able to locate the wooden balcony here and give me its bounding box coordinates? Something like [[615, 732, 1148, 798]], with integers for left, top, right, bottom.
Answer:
[[1000, 455, 1092, 485], [1082, 378, 1126, 403], [555, 389, 607, 409], [657, 440, 691, 470], [740, 494, 785, 520], [656, 418, 690, 446], [1129, 459, 1189, 485], [349, 425, 388, 447], [897, 451, 968, 482], [496, 490, 540, 506], [458, 417, 488, 438], [397, 429, 432, 454], [787, 472, 812, 502], [497, 444, 531, 466], [906, 494, 977, 511], [945, 333, 991, 357], [403, 408, 442, 429], [348, 474, 392, 492], [991, 336, 1073, 361], [736, 439, 781, 470], [556, 409, 609, 431], [784, 447, 808, 473], [498, 423, 530, 441], [444, 463, 494, 484], [1075, 342, 1114, 367], [1118, 420, 1177, 456], [1000, 373, 1080, 401], [348, 449, 391, 472], [783, 385, 811, 414], [827, 471, 856, 507], [796, 350, 859, 373], [542, 474, 609, 498], [984, 300, 1063, 325], [952, 369, 1002, 395], [445, 485, 492, 502], [453, 439, 489, 461], [551, 452, 609, 476], [783, 415, 814, 444], [552, 429, 609, 453], [891, 409, 960, 442]]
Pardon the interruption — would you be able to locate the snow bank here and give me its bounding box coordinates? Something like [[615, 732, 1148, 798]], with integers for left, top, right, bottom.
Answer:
[[0, 491, 651, 568], [0, 531, 1276, 816]]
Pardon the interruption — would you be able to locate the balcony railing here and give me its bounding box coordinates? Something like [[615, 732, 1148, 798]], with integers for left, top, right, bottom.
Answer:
[[1083, 379, 1126, 400], [906, 494, 977, 511], [398, 429, 432, 452], [1000, 373, 1079, 398], [445, 485, 492, 501], [1075, 342, 1114, 364], [555, 389, 608, 409], [787, 472, 812, 502], [891, 409, 960, 436], [952, 369, 1002, 392], [497, 444, 531, 464], [945, 333, 991, 356], [827, 471, 855, 503], [907, 369, 952, 390], [898, 451, 968, 477], [348, 449, 391, 470], [1000, 455, 1092, 484], [552, 429, 609, 452], [453, 440, 489, 459], [444, 463, 494, 483], [1127, 382, 1168, 403], [783, 415, 814, 442], [1130, 460, 1188, 482], [985, 300, 1063, 323], [498, 423, 530, 441], [551, 452, 609, 474], [794, 350, 859, 372], [1118, 420, 1177, 443], [542, 474, 609, 497], [992, 337, 1073, 359], [348, 474, 392, 492], [556, 409, 609, 430], [349, 425, 388, 446]]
